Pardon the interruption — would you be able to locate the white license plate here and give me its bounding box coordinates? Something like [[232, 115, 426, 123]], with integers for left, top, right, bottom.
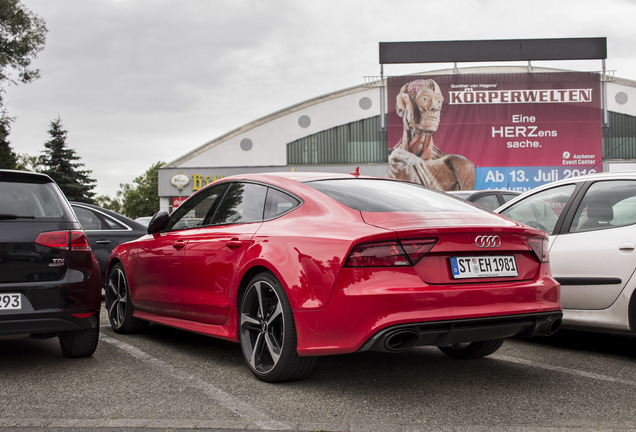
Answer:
[[0, 293, 21, 310], [450, 256, 518, 279]]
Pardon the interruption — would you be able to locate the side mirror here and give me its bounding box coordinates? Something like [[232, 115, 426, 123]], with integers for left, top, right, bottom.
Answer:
[[147, 211, 170, 234]]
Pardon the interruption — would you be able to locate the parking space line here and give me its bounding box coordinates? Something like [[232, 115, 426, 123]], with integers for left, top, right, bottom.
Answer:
[[493, 354, 636, 387], [99, 332, 291, 430]]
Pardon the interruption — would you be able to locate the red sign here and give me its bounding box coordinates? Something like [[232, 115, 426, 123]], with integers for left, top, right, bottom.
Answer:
[[172, 197, 186, 208], [387, 72, 602, 192]]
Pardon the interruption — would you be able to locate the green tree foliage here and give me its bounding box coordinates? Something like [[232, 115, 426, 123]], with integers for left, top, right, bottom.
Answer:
[[15, 151, 40, 171], [121, 161, 165, 219], [0, 0, 47, 90], [0, 110, 17, 168], [0, 0, 47, 168], [40, 117, 96, 203], [95, 194, 122, 213]]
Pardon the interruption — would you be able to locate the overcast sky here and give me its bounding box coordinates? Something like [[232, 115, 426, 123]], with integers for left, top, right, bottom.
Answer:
[[6, 0, 636, 197]]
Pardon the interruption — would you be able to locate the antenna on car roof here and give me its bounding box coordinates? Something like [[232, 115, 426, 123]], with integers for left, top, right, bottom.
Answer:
[[350, 167, 360, 177]]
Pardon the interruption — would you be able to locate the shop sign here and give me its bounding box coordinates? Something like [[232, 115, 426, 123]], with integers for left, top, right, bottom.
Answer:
[[171, 173, 190, 191], [172, 197, 187, 208], [192, 174, 223, 191]]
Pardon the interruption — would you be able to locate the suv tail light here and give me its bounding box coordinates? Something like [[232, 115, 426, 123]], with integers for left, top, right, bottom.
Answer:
[[527, 236, 549, 263], [345, 239, 437, 267], [35, 230, 92, 251]]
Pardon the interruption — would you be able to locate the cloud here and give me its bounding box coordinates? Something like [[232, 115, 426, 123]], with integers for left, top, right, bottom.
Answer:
[[5, 0, 636, 196]]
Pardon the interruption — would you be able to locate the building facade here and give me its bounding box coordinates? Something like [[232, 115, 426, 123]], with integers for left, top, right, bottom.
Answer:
[[158, 66, 636, 212]]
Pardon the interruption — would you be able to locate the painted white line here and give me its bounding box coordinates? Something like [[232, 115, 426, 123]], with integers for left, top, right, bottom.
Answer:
[[99, 333, 291, 430], [493, 354, 636, 387]]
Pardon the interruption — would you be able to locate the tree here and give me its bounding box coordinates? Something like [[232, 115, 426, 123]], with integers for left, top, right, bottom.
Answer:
[[40, 117, 96, 203], [0, 0, 47, 91], [95, 194, 122, 213], [0, 0, 47, 168], [15, 151, 40, 171], [121, 161, 165, 219], [0, 110, 17, 168]]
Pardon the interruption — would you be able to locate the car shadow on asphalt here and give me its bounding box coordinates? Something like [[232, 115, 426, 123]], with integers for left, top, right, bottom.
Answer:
[[520, 330, 636, 359]]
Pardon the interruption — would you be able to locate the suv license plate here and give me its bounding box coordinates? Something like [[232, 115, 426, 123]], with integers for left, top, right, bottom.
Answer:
[[0, 293, 21, 310], [450, 256, 518, 279]]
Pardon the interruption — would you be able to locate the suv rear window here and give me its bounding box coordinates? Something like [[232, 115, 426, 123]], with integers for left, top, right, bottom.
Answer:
[[0, 180, 68, 219], [306, 179, 479, 212]]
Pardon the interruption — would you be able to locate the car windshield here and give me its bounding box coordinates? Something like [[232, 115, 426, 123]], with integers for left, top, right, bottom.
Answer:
[[500, 184, 576, 234], [306, 179, 480, 213], [0, 180, 67, 219]]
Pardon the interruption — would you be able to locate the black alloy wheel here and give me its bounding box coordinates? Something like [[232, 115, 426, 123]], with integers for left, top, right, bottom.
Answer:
[[239, 271, 316, 382], [105, 263, 147, 334]]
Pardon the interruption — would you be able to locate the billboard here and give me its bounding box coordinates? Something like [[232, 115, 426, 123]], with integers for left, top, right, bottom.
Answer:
[[387, 72, 602, 192]]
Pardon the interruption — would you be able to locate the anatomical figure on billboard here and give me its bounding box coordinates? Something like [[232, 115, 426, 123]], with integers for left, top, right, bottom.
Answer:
[[388, 79, 476, 191], [387, 72, 602, 192]]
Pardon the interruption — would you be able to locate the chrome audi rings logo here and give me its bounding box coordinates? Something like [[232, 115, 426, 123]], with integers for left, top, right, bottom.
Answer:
[[475, 235, 501, 248]]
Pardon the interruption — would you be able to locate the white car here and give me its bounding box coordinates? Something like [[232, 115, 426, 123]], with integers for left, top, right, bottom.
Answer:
[[496, 171, 636, 335]]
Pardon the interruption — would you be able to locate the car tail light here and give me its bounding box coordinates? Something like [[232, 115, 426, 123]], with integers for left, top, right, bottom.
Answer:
[[71, 312, 96, 318], [35, 231, 92, 251], [345, 239, 437, 267], [527, 236, 549, 263]]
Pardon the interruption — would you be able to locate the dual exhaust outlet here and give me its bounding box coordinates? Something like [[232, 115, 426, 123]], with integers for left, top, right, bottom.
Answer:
[[380, 314, 563, 352]]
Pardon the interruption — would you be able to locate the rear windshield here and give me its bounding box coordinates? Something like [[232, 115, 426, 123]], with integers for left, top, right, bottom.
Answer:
[[0, 179, 69, 219], [306, 179, 480, 212]]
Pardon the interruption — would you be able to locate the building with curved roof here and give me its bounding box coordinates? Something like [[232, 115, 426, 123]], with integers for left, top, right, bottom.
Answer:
[[158, 66, 636, 212]]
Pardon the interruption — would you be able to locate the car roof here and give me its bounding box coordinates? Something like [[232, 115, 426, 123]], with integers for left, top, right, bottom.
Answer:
[[218, 171, 373, 183], [540, 171, 636, 185], [448, 189, 520, 196], [208, 171, 389, 192], [0, 169, 54, 183], [495, 171, 636, 212], [69, 201, 146, 229], [513, 171, 636, 197]]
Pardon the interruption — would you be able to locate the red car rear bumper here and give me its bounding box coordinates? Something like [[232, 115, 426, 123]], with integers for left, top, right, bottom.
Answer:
[[293, 267, 561, 356]]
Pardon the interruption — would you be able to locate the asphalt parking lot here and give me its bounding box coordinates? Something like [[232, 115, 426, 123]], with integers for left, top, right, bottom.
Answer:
[[1, 306, 635, 432]]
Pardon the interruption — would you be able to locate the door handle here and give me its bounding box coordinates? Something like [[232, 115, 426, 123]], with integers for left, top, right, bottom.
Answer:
[[226, 239, 243, 249], [619, 241, 635, 251], [173, 240, 186, 250], [96, 240, 111, 245]]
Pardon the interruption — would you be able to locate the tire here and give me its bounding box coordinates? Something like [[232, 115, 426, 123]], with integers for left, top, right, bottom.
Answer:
[[105, 263, 148, 334], [59, 324, 99, 358], [239, 271, 316, 382], [438, 338, 505, 359]]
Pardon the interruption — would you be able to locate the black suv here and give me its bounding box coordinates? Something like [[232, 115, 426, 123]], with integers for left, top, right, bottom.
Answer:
[[0, 170, 101, 357]]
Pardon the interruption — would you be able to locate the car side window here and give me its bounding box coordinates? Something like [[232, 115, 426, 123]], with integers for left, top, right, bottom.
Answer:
[[571, 180, 636, 232], [74, 207, 102, 230], [102, 215, 128, 230], [500, 184, 576, 234], [167, 184, 228, 230], [472, 195, 499, 211], [264, 188, 300, 219], [501, 193, 519, 204], [74, 207, 128, 231], [210, 182, 268, 225]]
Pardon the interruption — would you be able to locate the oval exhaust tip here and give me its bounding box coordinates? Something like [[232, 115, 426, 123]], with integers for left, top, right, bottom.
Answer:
[[384, 329, 420, 352], [548, 316, 562, 335]]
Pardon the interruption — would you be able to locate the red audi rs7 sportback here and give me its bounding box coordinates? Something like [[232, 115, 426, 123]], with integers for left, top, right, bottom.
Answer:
[[105, 171, 561, 382]]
